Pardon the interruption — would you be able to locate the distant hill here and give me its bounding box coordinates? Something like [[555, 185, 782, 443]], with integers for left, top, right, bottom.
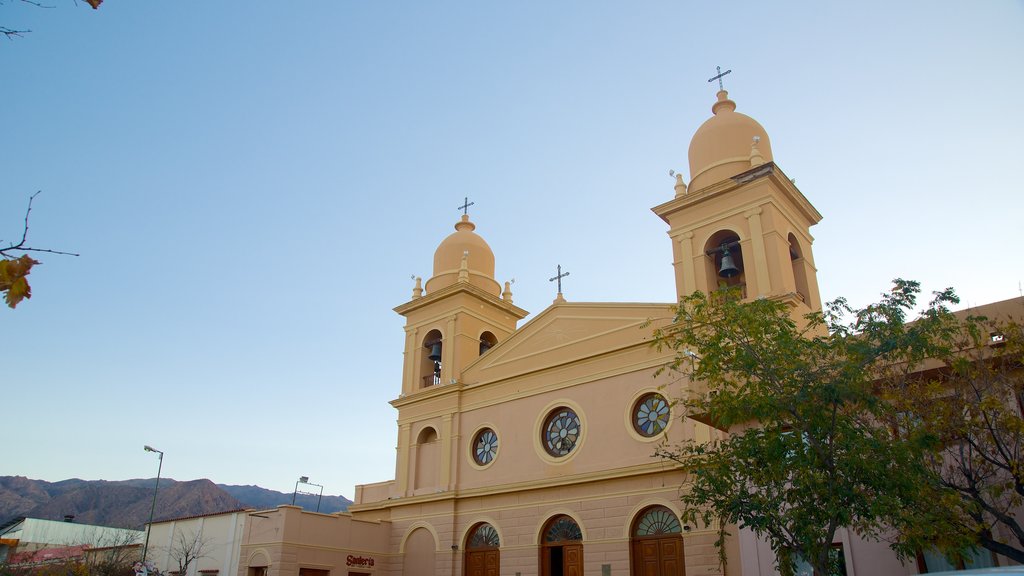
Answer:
[[218, 484, 351, 514], [0, 477, 352, 529]]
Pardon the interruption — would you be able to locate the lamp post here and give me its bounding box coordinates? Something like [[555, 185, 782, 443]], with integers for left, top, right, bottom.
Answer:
[[142, 445, 164, 566], [290, 476, 325, 512]]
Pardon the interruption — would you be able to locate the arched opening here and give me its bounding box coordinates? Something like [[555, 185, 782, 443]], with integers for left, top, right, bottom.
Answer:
[[540, 515, 583, 576], [420, 330, 443, 388], [414, 427, 439, 492], [403, 527, 437, 576], [788, 233, 810, 304], [630, 506, 685, 576], [479, 331, 498, 355], [464, 523, 500, 576], [704, 230, 745, 298]]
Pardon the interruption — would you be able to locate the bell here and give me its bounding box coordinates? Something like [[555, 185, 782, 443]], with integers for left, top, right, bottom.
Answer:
[[718, 247, 740, 278], [428, 341, 442, 362]]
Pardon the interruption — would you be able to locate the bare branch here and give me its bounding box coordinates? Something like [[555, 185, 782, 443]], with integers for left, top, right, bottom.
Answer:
[[2, 191, 80, 259], [2, 26, 30, 38]]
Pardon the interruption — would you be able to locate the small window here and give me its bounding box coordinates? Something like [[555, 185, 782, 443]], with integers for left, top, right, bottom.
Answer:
[[543, 516, 582, 543], [633, 393, 670, 437], [542, 408, 581, 457], [633, 506, 682, 536], [472, 428, 499, 466], [467, 523, 500, 549], [917, 546, 995, 572], [479, 331, 498, 355], [792, 544, 847, 576]]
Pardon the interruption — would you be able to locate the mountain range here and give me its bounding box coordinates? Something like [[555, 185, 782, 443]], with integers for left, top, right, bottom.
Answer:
[[0, 476, 352, 529]]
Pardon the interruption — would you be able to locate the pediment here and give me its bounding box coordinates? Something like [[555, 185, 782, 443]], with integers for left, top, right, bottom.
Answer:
[[461, 302, 673, 384]]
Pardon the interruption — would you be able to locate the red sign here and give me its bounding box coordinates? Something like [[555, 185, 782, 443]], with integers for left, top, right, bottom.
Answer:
[[346, 555, 375, 568]]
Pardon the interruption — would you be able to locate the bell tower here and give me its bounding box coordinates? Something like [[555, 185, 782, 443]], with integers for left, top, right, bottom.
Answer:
[[653, 89, 824, 313], [394, 213, 527, 396], [389, 211, 527, 497]]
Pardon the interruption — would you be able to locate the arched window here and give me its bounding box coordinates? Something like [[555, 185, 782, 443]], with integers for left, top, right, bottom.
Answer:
[[467, 523, 500, 549], [633, 506, 682, 536], [705, 230, 745, 298], [421, 330, 443, 388], [479, 331, 498, 355], [544, 516, 582, 543], [788, 233, 810, 305]]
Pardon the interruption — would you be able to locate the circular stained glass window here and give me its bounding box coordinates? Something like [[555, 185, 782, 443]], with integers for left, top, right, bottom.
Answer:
[[543, 407, 581, 457], [633, 393, 670, 437], [473, 428, 498, 466]]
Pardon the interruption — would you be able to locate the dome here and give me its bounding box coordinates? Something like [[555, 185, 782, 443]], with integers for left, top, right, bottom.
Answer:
[[687, 90, 773, 192], [424, 215, 501, 296]]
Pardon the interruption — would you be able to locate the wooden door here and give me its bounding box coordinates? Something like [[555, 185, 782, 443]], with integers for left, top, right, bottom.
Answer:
[[465, 550, 499, 576], [631, 536, 684, 576], [564, 544, 583, 576]]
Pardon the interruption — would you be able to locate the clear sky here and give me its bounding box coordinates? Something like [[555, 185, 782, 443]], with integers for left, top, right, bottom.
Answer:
[[2, 1, 1022, 500]]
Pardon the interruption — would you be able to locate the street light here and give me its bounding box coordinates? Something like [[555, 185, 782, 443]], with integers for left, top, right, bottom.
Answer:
[[142, 445, 164, 566], [291, 476, 325, 512]]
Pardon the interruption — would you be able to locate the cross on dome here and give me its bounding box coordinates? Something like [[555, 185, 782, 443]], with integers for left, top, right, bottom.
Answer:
[[708, 65, 732, 91]]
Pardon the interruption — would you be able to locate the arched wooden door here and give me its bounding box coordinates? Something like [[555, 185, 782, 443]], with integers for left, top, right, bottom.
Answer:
[[630, 506, 685, 576], [464, 523, 500, 576], [540, 515, 583, 576]]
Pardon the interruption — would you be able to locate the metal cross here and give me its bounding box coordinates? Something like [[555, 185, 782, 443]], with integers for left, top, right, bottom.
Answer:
[[549, 264, 570, 293], [458, 197, 475, 216], [708, 65, 732, 91]]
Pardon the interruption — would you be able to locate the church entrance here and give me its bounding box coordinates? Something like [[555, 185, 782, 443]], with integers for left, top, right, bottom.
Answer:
[[630, 506, 685, 576], [540, 515, 583, 576], [464, 522, 500, 576]]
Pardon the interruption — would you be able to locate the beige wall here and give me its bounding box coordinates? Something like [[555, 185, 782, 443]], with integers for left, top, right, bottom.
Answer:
[[238, 506, 391, 576], [147, 510, 246, 576]]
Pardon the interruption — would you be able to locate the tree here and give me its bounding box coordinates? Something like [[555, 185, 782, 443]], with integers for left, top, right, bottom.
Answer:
[[652, 280, 957, 576], [2, 0, 103, 40], [1, 192, 78, 308], [84, 530, 143, 576], [165, 530, 210, 576], [882, 305, 1024, 564]]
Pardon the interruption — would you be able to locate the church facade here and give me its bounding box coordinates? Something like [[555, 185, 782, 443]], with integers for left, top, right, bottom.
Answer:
[[236, 90, 936, 576]]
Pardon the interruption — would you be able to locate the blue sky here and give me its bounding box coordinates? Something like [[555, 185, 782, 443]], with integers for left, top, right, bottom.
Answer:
[[2, 1, 1022, 500]]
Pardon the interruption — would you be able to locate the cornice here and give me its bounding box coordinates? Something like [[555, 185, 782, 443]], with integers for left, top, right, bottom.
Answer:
[[651, 162, 822, 227], [347, 460, 685, 513], [393, 280, 529, 319]]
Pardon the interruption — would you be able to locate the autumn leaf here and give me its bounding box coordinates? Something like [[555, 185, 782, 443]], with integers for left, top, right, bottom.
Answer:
[[0, 255, 41, 309], [85, 0, 103, 8]]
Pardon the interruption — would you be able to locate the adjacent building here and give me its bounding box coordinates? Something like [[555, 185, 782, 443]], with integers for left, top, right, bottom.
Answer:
[[0, 516, 143, 564], [144, 509, 249, 576]]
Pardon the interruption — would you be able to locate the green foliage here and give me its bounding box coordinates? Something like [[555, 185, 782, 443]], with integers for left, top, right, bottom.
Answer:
[[653, 280, 957, 576], [881, 306, 1024, 564]]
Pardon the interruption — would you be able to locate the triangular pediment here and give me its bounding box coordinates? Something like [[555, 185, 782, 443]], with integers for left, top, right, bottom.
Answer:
[[461, 302, 674, 384]]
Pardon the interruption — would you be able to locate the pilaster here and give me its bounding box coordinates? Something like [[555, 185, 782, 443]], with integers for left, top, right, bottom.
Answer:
[[745, 207, 771, 297]]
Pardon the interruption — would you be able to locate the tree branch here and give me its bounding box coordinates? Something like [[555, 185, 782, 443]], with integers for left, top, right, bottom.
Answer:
[[1, 191, 80, 259]]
